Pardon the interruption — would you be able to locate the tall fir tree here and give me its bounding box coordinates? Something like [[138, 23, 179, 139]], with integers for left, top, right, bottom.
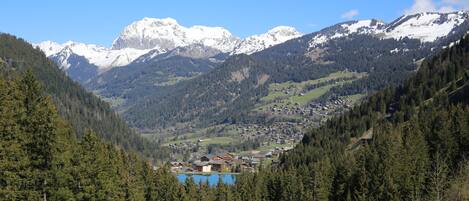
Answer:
[[0, 78, 34, 200], [19, 69, 60, 201]]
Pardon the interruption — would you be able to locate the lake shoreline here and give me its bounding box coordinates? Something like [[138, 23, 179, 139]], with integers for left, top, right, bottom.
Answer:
[[177, 173, 237, 186], [175, 172, 241, 175]]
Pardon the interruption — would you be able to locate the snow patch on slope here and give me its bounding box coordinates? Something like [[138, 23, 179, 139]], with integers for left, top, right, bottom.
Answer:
[[384, 12, 466, 42], [309, 20, 385, 48], [308, 11, 469, 49]]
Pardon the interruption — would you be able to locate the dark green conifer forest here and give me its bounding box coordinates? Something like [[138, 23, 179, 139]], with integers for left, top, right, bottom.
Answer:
[[0, 34, 169, 161], [1, 32, 469, 200]]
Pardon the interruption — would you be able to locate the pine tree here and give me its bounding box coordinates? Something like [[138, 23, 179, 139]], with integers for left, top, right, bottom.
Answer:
[[152, 165, 182, 201], [184, 176, 198, 201], [47, 119, 76, 200], [74, 130, 97, 200], [444, 160, 469, 200], [215, 178, 233, 201], [311, 158, 334, 201], [0, 79, 35, 200], [399, 121, 429, 201], [427, 152, 449, 201], [120, 151, 145, 200], [352, 149, 369, 201], [330, 160, 351, 201], [19, 69, 60, 201]]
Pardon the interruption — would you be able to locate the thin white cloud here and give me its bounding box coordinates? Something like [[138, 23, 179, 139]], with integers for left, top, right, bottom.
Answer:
[[443, 0, 460, 3], [341, 9, 359, 20], [442, 0, 469, 9], [443, 0, 469, 4], [404, 0, 469, 15], [438, 6, 457, 12], [404, 0, 437, 14]]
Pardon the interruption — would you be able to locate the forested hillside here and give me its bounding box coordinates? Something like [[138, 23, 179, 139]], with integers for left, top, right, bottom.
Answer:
[[0, 71, 180, 200], [1, 28, 469, 201], [86, 53, 221, 110], [123, 34, 431, 129], [259, 33, 469, 200], [0, 34, 167, 160]]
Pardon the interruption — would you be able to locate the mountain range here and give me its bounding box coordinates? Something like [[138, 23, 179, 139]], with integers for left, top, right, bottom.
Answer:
[[36, 17, 302, 74], [36, 11, 469, 133]]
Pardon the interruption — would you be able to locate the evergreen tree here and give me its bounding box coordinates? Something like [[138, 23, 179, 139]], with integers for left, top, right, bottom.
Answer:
[[215, 178, 233, 201], [352, 149, 369, 201], [399, 121, 429, 201], [0, 79, 34, 200], [20, 69, 60, 201], [183, 176, 198, 201], [311, 158, 334, 201], [427, 152, 449, 201]]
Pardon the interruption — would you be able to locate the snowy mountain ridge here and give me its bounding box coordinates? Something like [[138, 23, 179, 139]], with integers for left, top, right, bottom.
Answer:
[[36, 11, 469, 71], [231, 26, 302, 55], [36, 40, 153, 70], [36, 18, 301, 70], [309, 11, 469, 49]]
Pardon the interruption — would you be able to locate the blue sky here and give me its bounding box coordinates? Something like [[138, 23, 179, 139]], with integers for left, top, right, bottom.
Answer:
[[0, 0, 467, 46]]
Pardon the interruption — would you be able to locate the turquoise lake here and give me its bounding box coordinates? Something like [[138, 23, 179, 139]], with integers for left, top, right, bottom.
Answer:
[[177, 173, 236, 186]]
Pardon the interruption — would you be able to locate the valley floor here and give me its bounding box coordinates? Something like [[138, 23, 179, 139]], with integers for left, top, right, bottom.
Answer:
[[145, 71, 367, 165]]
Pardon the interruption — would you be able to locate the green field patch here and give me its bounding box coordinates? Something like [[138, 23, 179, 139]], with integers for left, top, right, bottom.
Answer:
[[289, 85, 333, 105], [257, 71, 367, 111], [199, 137, 236, 146], [261, 91, 287, 102]]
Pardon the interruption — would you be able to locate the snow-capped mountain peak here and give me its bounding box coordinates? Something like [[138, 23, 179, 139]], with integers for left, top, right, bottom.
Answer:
[[36, 12, 469, 71], [111, 17, 241, 52], [142, 17, 179, 25], [53, 46, 74, 70], [309, 19, 385, 48], [36, 18, 305, 70], [36, 40, 64, 56], [231, 26, 303, 55], [267, 26, 300, 35], [384, 11, 467, 42]]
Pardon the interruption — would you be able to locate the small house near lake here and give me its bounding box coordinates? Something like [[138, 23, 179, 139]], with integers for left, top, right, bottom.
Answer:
[[209, 160, 227, 172], [193, 162, 212, 172]]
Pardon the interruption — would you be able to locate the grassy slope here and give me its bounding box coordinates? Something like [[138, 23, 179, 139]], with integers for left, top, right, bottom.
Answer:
[[257, 71, 367, 110]]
